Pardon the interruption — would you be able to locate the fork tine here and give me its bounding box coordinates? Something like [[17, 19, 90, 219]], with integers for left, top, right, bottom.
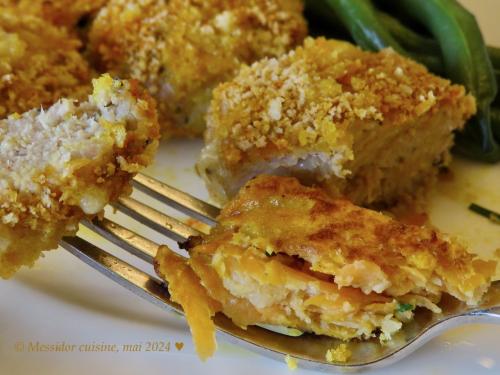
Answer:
[[60, 236, 183, 314], [82, 218, 159, 264], [133, 173, 220, 225], [115, 196, 203, 243]]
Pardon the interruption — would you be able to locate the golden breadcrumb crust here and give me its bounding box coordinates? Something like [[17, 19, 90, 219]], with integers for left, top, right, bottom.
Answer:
[[0, 75, 160, 278], [1, 0, 108, 28], [88, 0, 307, 137], [154, 176, 496, 359], [205, 37, 474, 164], [0, 6, 92, 118], [199, 37, 476, 206]]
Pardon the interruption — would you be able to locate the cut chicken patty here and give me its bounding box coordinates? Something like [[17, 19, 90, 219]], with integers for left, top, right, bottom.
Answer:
[[198, 37, 476, 207], [154, 175, 496, 359], [88, 0, 307, 137], [0, 74, 160, 279]]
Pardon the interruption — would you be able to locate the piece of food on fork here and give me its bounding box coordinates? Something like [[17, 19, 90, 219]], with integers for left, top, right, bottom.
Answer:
[[88, 0, 307, 138], [0, 74, 160, 279], [0, 5, 93, 118], [154, 175, 497, 360], [197, 37, 477, 207]]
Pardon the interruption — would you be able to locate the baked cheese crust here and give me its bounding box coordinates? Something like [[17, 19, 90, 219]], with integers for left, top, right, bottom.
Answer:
[[155, 175, 496, 359]]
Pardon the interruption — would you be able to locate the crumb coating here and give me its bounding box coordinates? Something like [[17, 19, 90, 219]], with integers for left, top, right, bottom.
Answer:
[[1, 0, 108, 28], [88, 0, 307, 137], [0, 74, 160, 278], [205, 37, 475, 169], [0, 6, 92, 118]]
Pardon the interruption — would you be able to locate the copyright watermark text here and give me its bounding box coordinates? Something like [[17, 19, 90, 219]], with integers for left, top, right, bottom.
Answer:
[[13, 340, 184, 354]]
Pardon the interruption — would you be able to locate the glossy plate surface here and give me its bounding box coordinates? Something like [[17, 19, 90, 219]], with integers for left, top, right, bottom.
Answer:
[[1, 1, 499, 373]]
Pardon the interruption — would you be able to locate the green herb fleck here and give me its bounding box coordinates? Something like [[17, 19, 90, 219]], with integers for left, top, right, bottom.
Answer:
[[468, 203, 500, 224], [397, 303, 414, 313]]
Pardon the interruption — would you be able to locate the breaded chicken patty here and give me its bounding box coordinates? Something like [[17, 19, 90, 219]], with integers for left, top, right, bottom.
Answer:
[[0, 75, 160, 279], [198, 38, 476, 207], [0, 0, 108, 28], [0, 6, 92, 118], [155, 175, 496, 359], [88, 0, 307, 137]]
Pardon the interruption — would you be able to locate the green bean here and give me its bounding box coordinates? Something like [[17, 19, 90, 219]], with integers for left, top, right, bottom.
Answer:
[[444, 0, 499, 161], [312, 1, 500, 71], [324, 0, 442, 72], [489, 47, 500, 70], [303, 0, 352, 40], [380, 6, 500, 103], [454, 129, 500, 162], [378, 11, 500, 99], [491, 107, 500, 140], [468, 203, 500, 223], [378, 9, 500, 71], [397, 0, 499, 162], [324, 0, 402, 51], [377, 11, 440, 55], [304, 0, 338, 24], [495, 70, 500, 106]]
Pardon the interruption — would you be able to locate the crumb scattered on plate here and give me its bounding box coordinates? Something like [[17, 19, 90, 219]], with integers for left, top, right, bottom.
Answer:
[[325, 344, 351, 363], [285, 354, 298, 370]]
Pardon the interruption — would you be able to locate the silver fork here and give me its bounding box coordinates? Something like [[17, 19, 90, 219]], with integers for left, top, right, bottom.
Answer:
[[60, 173, 500, 372]]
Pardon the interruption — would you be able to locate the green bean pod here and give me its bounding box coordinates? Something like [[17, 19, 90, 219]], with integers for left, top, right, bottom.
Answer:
[[380, 12, 500, 127], [397, 0, 499, 162], [377, 11, 440, 55], [310, 1, 500, 74], [377, 9, 500, 72], [489, 47, 500, 71], [323, 0, 442, 72], [491, 107, 500, 139], [303, 0, 352, 39], [378, 12, 500, 101], [325, 0, 401, 51]]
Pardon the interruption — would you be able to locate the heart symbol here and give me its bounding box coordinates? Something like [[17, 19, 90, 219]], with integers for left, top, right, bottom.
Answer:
[[175, 342, 184, 351]]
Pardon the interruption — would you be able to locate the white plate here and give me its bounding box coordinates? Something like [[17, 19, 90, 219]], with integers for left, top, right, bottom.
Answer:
[[1, 1, 499, 374]]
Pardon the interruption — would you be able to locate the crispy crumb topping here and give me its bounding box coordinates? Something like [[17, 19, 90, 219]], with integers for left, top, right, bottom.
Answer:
[[205, 37, 475, 168], [0, 6, 92, 118], [0, 74, 159, 278], [0, 74, 159, 235], [0, 0, 108, 28], [89, 0, 307, 137]]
